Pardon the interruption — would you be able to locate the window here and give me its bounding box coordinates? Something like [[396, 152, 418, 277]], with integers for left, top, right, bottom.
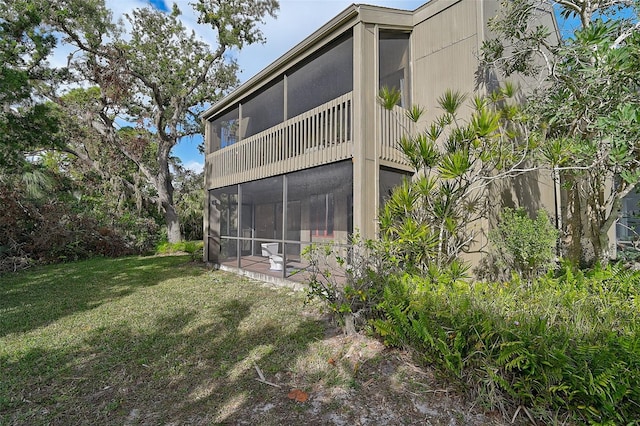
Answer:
[[379, 167, 412, 207], [210, 107, 239, 152], [220, 120, 238, 148], [241, 78, 284, 138], [617, 187, 640, 242], [310, 193, 334, 237], [287, 161, 352, 243], [379, 31, 410, 107]]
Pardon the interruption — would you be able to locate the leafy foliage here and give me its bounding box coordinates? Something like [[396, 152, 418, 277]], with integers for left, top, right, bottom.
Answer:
[[489, 208, 558, 281], [378, 85, 534, 270], [156, 240, 204, 262], [482, 0, 640, 266], [173, 167, 205, 242], [1, 0, 279, 244], [303, 236, 399, 334], [374, 264, 640, 423], [0, 0, 63, 172]]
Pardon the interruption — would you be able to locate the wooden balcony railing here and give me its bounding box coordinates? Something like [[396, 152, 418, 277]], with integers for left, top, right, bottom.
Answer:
[[205, 92, 412, 189], [206, 92, 353, 188], [378, 102, 414, 166]]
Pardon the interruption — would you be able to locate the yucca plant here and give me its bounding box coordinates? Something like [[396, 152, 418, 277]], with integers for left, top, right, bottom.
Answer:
[[378, 84, 533, 270]]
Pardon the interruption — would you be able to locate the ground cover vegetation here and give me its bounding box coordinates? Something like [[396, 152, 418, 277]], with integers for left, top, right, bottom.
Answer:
[[306, 1, 640, 421], [306, 105, 640, 423], [1, 255, 506, 425]]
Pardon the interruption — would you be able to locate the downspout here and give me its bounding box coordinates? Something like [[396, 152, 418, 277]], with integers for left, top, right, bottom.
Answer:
[[553, 167, 562, 256], [373, 23, 380, 236]]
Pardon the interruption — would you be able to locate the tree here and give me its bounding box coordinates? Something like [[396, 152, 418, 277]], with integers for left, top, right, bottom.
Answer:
[[0, 0, 63, 173], [173, 164, 205, 241], [482, 0, 640, 266], [4, 0, 278, 243]]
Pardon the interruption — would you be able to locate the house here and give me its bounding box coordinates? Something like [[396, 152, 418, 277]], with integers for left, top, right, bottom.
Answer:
[[201, 0, 562, 281]]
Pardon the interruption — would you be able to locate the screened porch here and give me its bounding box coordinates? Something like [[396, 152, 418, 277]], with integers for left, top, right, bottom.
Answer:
[[209, 161, 353, 280]]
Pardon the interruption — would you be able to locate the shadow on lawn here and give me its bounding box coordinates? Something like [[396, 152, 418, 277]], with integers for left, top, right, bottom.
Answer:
[[0, 255, 205, 338], [1, 290, 326, 425]]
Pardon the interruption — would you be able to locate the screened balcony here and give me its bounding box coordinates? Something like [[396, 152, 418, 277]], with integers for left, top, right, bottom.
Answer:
[[204, 25, 416, 274], [205, 92, 414, 187], [206, 93, 353, 189]]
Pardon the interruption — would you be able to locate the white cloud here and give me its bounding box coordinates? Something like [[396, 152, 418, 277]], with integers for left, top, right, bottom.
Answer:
[[184, 160, 204, 174]]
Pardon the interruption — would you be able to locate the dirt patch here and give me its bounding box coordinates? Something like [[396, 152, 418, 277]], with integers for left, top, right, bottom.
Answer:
[[219, 331, 514, 425]]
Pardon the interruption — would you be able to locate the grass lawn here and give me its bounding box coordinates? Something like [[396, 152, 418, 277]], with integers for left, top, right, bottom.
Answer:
[[1, 255, 330, 424], [0, 255, 506, 425]]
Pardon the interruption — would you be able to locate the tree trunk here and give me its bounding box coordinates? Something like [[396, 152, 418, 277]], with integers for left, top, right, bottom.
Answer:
[[156, 150, 183, 244], [596, 194, 624, 266], [583, 189, 603, 268], [343, 313, 357, 335], [164, 201, 182, 244], [562, 173, 583, 266]]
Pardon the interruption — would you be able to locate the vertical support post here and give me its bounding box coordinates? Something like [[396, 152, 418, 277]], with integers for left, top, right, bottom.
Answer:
[[282, 174, 288, 279], [251, 204, 256, 256], [352, 22, 378, 241], [238, 103, 244, 142], [283, 75, 288, 121], [205, 190, 221, 265], [237, 183, 242, 269]]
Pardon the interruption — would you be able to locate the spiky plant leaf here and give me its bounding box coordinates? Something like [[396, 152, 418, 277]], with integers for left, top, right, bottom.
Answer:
[[439, 151, 471, 179], [426, 123, 443, 142], [378, 86, 402, 110], [415, 175, 438, 198], [415, 134, 440, 168], [397, 135, 421, 171], [471, 107, 501, 138], [501, 80, 517, 98], [438, 89, 467, 115], [406, 104, 425, 123]]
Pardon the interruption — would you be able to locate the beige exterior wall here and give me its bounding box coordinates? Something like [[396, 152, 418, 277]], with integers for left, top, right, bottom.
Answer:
[[412, 0, 491, 119]]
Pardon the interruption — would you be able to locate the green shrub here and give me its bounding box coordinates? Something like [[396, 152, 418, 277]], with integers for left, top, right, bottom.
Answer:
[[378, 85, 530, 271], [489, 207, 559, 282], [374, 262, 640, 424], [156, 240, 203, 261], [303, 236, 398, 334]]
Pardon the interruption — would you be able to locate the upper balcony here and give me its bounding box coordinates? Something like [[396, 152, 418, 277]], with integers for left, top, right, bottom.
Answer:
[[205, 92, 413, 189], [203, 24, 415, 189]]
